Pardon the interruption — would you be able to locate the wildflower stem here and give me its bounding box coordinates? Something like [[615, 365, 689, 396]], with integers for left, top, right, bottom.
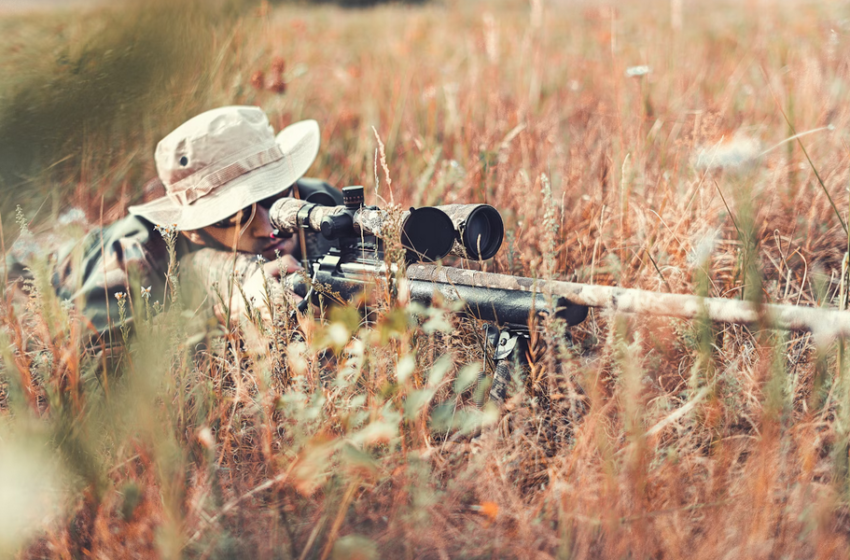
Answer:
[[100, 196, 113, 379], [0, 211, 6, 297], [761, 64, 847, 235], [713, 179, 742, 240], [645, 248, 673, 293], [115, 292, 130, 346]]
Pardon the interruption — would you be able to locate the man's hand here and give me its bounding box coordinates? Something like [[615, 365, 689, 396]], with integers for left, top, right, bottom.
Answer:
[[213, 255, 303, 325]]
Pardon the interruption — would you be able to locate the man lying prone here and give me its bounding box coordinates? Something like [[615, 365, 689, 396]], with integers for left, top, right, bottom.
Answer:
[[6, 106, 339, 335]]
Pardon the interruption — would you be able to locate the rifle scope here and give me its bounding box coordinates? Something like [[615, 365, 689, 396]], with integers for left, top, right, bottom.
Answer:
[[268, 187, 505, 262], [269, 186, 457, 262]]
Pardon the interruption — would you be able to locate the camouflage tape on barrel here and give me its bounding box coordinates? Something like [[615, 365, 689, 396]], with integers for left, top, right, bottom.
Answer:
[[269, 199, 454, 260], [270, 198, 389, 236]]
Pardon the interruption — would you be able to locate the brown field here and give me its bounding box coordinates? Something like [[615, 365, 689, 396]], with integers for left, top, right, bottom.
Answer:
[[3, 0, 850, 558]]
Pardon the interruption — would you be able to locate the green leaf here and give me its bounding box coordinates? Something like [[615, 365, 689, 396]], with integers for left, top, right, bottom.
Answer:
[[379, 308, 409, 343], [458, 403, 500, 434], [428, 354, 453, 388], [349, 394, 367, 409], [341, 443, 377, 473], [332, 535, 378, 560], [429, 402, 456, 430], [330, 305, 361, 333], [431, 403, 500, 434], [327, 322, 350, 349], [405, 388, 436, 420], [349, 422, 397, 446], [453, 364, 480, 394], [422, 308, 452, 334], [397, 355, 416, 384]]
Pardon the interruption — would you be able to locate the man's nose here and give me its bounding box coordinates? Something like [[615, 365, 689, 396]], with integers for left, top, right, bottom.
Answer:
[[251, 206, 275, 238]]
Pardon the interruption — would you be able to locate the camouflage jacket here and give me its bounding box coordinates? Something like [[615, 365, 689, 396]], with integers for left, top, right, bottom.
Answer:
[[4, 213, 264, 334]]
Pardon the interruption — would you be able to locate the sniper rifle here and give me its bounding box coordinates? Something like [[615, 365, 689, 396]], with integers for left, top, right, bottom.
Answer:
[[269, 186, 850, 405]]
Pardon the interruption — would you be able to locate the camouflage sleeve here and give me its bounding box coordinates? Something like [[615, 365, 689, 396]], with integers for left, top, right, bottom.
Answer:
[[0, 215, 168, 337], [60, 222, 168, 335]]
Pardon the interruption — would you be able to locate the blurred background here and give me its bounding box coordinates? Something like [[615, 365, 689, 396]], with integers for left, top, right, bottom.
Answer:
[[0, 0, 428, 230], [5, 0, 850, 557]]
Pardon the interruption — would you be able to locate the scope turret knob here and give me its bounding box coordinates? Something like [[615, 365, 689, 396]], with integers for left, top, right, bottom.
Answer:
[[342, 186, 365, 209]]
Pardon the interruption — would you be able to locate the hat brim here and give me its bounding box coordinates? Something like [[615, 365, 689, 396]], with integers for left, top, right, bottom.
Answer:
[[128, 119, 321, 231]]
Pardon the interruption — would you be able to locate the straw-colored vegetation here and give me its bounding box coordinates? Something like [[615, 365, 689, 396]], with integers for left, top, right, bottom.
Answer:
[[3, 0, 850, 557]]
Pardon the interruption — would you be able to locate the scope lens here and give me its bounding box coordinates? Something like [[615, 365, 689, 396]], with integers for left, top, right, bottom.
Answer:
[[464, 216, 491, 257], [463, 206, 504, 260], [402, 207, 454, 262]]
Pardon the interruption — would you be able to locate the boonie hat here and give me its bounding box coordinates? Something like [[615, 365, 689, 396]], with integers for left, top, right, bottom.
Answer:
[[129, 105, 320, 230]]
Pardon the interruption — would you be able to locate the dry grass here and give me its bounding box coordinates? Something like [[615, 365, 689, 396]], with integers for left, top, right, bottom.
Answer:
[[3, 0, 850, 558]]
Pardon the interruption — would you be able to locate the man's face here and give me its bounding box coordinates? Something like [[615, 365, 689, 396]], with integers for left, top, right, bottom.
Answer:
[[188, 195, 297, 260]]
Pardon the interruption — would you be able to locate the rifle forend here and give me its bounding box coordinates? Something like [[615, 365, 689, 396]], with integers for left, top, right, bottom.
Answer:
[[406, 263, 850, 339]]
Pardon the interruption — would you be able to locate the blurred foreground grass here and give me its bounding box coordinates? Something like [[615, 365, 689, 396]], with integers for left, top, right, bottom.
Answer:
[[4, 0, 850, 558], [0, 0, 254, 224]]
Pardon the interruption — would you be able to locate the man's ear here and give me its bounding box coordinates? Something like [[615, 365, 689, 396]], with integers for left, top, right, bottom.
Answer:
[[181, 230, 206, 245]]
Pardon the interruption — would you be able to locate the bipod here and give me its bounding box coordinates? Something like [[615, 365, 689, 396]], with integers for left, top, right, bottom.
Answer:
[[474, 323, 531, 407]]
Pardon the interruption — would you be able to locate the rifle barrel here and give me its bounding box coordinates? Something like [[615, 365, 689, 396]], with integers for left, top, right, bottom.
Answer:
[[407, 264, 850, 338]]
